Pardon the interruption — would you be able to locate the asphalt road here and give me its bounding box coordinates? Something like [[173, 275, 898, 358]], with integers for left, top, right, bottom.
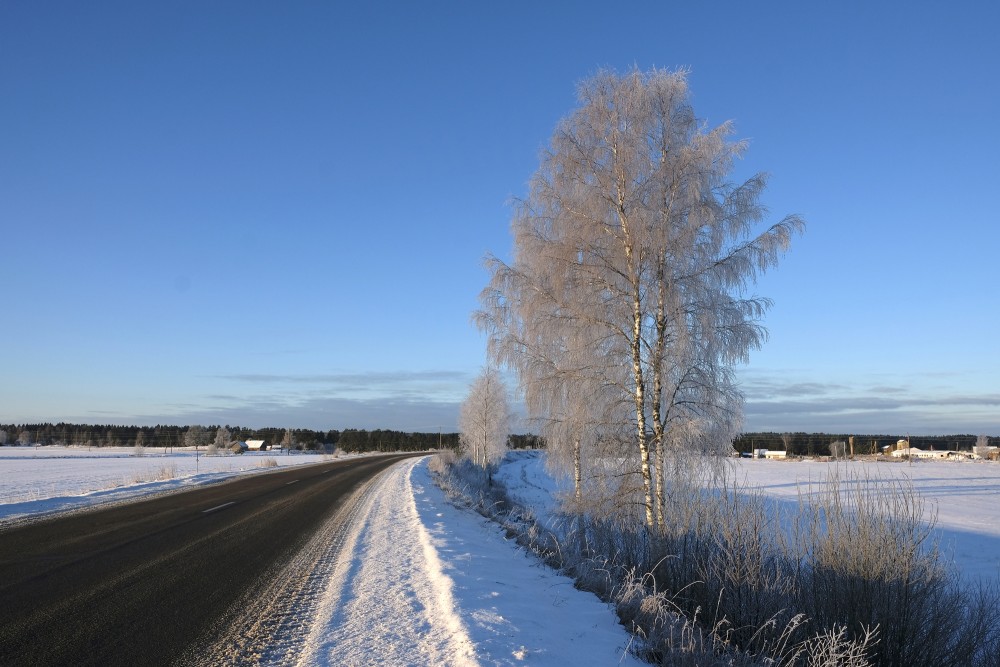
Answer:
[[0, 454, 420, 666]]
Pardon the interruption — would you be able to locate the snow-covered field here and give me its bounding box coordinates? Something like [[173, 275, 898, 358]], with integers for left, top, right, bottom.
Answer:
[[498, 453, 1000, 583], [0, 445, 344, 524]]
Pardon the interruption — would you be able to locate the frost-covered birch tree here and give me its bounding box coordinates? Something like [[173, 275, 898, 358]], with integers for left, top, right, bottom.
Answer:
[[478, 68, 803, 532], [975, 434, 991, 459], [184, 425, 206, 449], [213, 426, 230, 454], [458, 367, 510, 469]]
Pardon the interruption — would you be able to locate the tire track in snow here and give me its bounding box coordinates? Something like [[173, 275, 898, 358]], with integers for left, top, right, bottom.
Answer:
[[180, 470, 388, 666], [298, 457, 478, 667]]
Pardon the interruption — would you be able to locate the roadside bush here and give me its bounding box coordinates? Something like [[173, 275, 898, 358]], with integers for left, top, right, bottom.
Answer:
[[789, 474, 1000, 667], [639, 470, 1000, 667], [427, 449, 457, 477]]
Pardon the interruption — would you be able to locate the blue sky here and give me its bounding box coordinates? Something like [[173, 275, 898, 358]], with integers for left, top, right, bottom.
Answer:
[[2, 1, 998, 435]]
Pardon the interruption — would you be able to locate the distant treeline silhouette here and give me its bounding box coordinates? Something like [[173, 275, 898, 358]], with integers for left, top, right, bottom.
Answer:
[[0, 423, 543, 453], [733, 431, 992, 456], [0, 423, 987, 456]]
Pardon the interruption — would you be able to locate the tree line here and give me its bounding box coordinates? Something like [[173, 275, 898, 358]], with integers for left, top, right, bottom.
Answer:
[[0, 423, 545, 454], [3, 422, 989, 458], [0, 422, 438, 452], [0, 423, 335, 450], [733, 431, 993, 456]]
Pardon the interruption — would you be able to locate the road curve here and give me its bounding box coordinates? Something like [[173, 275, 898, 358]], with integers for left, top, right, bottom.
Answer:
[[0, 454, 421, 667]]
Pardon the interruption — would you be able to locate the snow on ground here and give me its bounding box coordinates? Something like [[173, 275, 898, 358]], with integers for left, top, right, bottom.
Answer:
[[0, 445, 344, 524], [296, 457, 642, 666], [8, 445, 995, 664]]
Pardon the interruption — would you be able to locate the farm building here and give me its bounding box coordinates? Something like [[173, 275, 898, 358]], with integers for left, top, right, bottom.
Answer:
[[244, 440, 268, 451], [744, 449, 787, 459], [891, 446, 968, 460]]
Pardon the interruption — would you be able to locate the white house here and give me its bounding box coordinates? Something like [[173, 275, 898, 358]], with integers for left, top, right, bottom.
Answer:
[[245, 439, 268, 451], [746, 449, 787, 459]]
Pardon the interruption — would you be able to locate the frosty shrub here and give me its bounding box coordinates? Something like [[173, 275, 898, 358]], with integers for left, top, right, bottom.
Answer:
[[789, 473, 1000, 667], [428, 449, 457, 477], [631, 469, 1000, 667], [155, 464, 177, 481], [133, 443, 145, 457], [257, 458, 278, 469]]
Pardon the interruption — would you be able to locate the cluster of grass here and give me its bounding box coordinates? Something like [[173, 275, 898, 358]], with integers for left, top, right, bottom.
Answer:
[[430, 453, 1000, 667], [126, 464, 178, 485], [257, 457, 279, 469]]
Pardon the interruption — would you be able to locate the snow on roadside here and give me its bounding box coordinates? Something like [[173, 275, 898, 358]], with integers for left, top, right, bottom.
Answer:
[[411, 458, 643, 666], [300, 457, 642, 666], [297, 457, 478, 666]]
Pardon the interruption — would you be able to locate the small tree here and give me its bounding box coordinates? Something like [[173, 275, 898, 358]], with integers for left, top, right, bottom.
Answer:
[[975, 434, 990, 459], [458, 367, 510, 471], [211, 426, 230, 456], [830, 440, 847, 459], [184, 425, 206, 449]]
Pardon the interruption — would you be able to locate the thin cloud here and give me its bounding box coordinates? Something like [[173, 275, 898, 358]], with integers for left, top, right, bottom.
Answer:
[[740, 369, 1000, 435], [130, 395, 464, 432], [217, 371, 471, 386]]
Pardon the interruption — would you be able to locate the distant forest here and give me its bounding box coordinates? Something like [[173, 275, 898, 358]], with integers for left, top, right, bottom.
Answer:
[[0, 423, 988, 457], [0, 423, 541, 454], [732, 432, 992, 456]]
